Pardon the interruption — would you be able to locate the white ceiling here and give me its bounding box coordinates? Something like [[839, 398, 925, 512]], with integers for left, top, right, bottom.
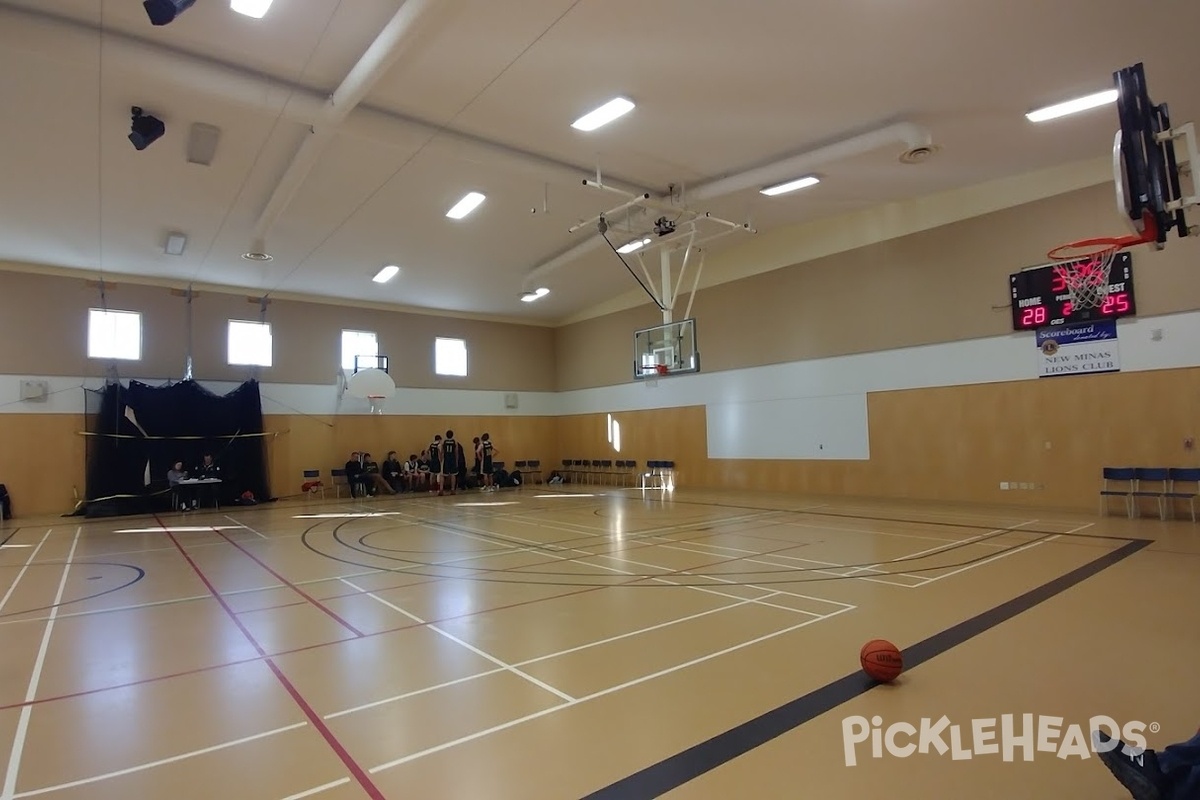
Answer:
[[0, 0, 1197, 322]]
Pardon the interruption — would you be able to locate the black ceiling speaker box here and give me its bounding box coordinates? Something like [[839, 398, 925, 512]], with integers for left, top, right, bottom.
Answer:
[[129, 107, 166, 151], [143, 0, 196, 26]]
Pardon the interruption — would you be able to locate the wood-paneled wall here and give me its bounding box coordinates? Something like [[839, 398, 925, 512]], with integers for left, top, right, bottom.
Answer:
[[0, 413, 558, 518], [554, 367, 1200, 512]]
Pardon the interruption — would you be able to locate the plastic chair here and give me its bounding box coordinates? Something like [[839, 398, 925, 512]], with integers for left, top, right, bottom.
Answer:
[[1099, 467, 1136, 517], [525, 460, 543, 484], [1132, 468, 1170, 519], [1166, 468, 1200, 521]]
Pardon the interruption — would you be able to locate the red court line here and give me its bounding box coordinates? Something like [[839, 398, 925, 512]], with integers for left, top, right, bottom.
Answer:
[[212, 529, 365, 638], [164, 530, 386, 800]]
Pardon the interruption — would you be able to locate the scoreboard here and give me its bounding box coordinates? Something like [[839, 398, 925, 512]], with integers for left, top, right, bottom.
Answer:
[[1009, 252, 1136, 331]]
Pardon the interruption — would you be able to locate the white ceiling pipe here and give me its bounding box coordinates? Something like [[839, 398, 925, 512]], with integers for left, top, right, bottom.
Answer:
[[688, 121, 933, 201], [523, 120, 933, 287], [0, 4, 647, 197], [252, 0, 448, 243]]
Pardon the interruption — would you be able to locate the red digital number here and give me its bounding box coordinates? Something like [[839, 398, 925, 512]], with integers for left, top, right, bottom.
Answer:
[[1020, 306, 1047, 327], [1101, 293, 1131, 314], [1062, 301, 1073, 316], [1051, 270, 1067, 292]]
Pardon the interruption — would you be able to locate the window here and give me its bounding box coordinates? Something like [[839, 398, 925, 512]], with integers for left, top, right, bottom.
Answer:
[[87, 308, 142, 360], [341, 329, 378, 372], [434, 337, 467, 377], [228, 320, 272, 367]]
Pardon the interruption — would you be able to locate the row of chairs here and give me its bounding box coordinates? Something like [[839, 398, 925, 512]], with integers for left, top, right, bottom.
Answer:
[[301, 459, 542, 499], [558, 459, 676, 489], [1100, 467, 1200, 520]]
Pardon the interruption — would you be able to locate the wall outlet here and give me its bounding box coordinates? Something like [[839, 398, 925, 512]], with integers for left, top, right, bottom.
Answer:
[[1000, 482, 1010, 490]]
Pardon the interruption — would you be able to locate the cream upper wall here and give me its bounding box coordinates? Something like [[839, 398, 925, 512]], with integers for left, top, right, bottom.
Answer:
[[0, 269, 557, 391], [555, 183, 1200, 390]]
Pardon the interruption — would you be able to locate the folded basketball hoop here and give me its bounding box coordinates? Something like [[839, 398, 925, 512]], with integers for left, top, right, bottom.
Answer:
[[1046, 221, 1155, 310]]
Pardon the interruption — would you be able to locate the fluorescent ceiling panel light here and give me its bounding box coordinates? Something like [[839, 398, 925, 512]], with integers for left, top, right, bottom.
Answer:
[[520, 292, 538, 303], [373, 265, 400, 283], [617, 237, 651, 254], [1025, 89, 1118, 122], [446, 191, 486, 219], [164, 232, 187, 256], [760, 175, 820, 196], [572, 97, 635, 131], [231, 0, 273, 18]]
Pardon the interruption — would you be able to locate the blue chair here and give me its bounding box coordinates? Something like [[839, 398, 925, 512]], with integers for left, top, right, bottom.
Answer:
[[1099, 468, 1136, 517], [1132, 468, 1170, 519], [1166, 468, 1200, 522]]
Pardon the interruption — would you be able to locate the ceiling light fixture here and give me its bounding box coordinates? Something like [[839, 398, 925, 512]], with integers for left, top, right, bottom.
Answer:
[[571, 97, 635, 132], [164, 232, 187, 256], [520, 287, 550, 302], [231, 0, 274, 18], [373, 265, 400, 283], [617, 237, 651, 254], [241, 237, 272, 262], [446, 191, 486, 219], [143, 0, 195, 25], [760, 175, 820, 197], [1025, 89, 1118, 122]]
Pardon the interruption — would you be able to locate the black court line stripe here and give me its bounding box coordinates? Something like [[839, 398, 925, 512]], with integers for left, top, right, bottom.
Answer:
[[581, 537, 1152, 799]]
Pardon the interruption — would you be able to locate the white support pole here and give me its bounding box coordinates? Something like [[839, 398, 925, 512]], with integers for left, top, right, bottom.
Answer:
[[567, 192, 651, 234], [660, 248, 674, 324], [671, 230, 697, 305], [582, 179, 638, 198], [682, 250, 706, 323], [635, 253, 660, 304]]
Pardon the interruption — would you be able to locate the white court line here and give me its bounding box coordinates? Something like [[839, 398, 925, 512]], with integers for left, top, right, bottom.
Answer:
[[918, 535, 1061, 585], [367, 603, 855, 775], [222, 515, 269, 539], [661, 538, 925, 583], [2, 528, 80, 800], [655, 540, 915, 588], [13, 722, 308, 798], [325, 592, 782, 721], [340, 579, 576, 703], [0, 531, 53, 613], [279, 778, 351, 800]]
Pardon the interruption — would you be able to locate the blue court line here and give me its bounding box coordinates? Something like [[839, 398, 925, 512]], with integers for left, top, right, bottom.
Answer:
[[580, 537, 1152, 799]]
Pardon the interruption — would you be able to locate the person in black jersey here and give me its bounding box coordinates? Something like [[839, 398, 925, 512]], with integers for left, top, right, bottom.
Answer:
[[479, 433, 497, 492], [427, 435, 442, 493], [440, 430, 459, 496]]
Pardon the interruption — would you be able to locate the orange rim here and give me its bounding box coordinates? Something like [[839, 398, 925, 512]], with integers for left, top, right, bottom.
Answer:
[[1047, 213, 1158, 261]]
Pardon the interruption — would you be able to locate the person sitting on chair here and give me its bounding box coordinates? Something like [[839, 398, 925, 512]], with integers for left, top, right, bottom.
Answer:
[[1093, 728, 1200, 800], [360, 453, 395, 495], [167, 460, 192, 511], [383, 451, 403, 492], [344, 451, 366, 498], [196, 453, 220, 479]]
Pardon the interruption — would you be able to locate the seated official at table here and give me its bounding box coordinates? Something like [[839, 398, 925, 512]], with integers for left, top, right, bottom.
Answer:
[[196, 453, 221, 479], [167, 460, 197, 511]]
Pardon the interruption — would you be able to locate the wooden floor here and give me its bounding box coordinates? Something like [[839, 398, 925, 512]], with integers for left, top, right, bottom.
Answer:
[[0, 486, 1196, 799]]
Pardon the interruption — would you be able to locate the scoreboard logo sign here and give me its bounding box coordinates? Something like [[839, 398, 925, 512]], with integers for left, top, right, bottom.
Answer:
[[1036, 320, 1120, 378]]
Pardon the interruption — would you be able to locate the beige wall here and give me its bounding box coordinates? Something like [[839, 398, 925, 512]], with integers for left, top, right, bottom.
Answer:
[[0, 268, 556, 390], [556, 183, 1200, 390]]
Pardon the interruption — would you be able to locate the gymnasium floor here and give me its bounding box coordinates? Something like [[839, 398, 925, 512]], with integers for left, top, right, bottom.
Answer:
[[0, 485, 1195, 799]]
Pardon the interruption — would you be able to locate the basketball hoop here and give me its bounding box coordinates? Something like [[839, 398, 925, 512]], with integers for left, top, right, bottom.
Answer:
[[654, 364, 669, 377], [1046, 222, 1155, 310]]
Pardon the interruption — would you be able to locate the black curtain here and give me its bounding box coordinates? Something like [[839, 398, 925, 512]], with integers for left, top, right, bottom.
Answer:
[[84, 379, 271, 518]]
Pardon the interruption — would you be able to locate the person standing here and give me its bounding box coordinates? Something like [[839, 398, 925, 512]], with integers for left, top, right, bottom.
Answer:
[[440, 430, 459, 496], [479, 432, 497, 492]]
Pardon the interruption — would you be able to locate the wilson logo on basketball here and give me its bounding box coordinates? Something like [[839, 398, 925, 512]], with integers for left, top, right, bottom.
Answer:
[[841, 715, 1153, 767]]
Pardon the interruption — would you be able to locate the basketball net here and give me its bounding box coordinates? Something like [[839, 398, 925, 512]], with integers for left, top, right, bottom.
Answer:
[[367, 395, 385, 415], [1046, 218, 1155, 310]]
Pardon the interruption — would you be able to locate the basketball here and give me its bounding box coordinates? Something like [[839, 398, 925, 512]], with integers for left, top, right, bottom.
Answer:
[[860, 639, 903, 682]]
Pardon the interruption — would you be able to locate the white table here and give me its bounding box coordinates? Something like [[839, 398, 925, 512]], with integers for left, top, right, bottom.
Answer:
[[176, 478, 223, 510]]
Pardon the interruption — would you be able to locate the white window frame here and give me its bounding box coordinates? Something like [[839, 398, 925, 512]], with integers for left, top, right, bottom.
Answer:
[[87, 308, 143, 361], [227, 319, 273, 367], [341, 329, 379, 372], [434, 337, 468, 377]]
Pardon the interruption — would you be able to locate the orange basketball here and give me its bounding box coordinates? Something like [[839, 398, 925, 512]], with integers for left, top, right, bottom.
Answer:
[[860, 639, 903, 682]]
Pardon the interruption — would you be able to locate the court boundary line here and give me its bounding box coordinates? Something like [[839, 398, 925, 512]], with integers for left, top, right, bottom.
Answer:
[[578, 536, 1152, 799]]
